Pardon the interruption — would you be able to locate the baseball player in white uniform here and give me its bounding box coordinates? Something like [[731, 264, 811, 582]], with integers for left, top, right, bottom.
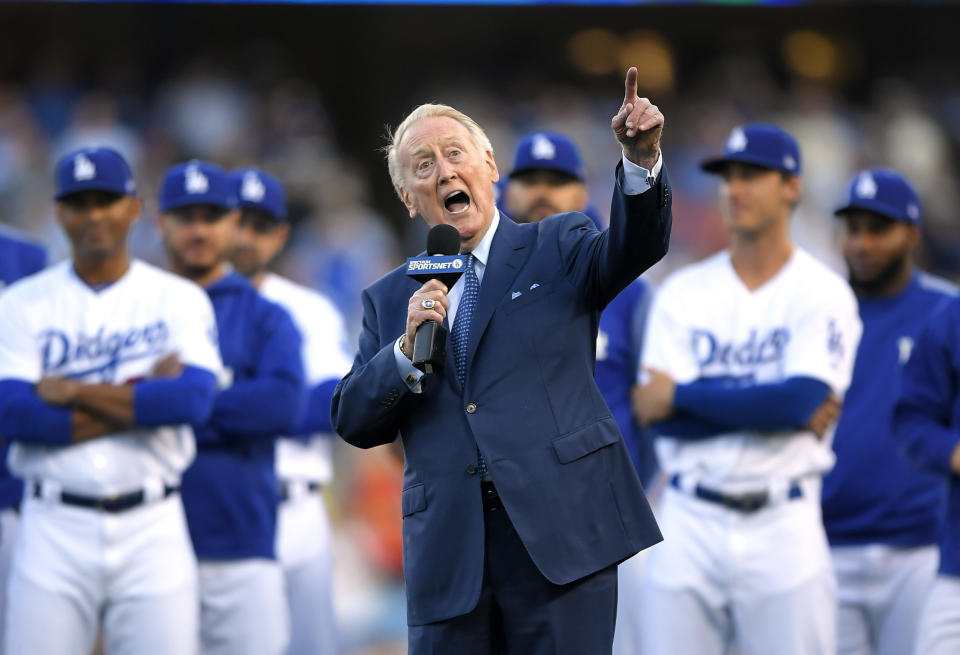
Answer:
[[634, 125, 861, 655], [0, 147, 222, 655], [230, 167, 352, 655]]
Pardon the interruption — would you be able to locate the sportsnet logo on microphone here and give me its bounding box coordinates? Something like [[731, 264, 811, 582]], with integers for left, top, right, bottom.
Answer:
[[406, 254, 466, 286]]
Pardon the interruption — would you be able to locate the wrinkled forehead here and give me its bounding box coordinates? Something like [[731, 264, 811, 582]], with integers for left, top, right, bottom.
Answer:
[[400, 116, 476, 159]]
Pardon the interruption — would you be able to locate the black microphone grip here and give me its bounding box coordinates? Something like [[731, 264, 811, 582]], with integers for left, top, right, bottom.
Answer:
[[412, 320, 447, 374]]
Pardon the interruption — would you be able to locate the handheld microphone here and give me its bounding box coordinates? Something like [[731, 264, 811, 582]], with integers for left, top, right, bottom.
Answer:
[[405, 224, 464, 374]]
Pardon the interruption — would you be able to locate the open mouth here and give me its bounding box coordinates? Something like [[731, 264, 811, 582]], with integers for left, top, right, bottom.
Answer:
[[444, 190, 471, 215]]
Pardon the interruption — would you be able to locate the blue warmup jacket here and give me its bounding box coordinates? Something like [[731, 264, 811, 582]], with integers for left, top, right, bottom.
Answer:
[[894, 293, 960, 576], [824, 273, 956, 547], [181, 273, 305, 561], [595, 278, 658, 486]]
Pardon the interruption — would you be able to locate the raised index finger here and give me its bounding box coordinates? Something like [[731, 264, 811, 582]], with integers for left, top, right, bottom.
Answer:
[[623, 66, 639, 105]]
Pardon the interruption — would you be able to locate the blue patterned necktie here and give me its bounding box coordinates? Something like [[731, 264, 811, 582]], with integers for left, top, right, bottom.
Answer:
[[451, 253, 488, 478]]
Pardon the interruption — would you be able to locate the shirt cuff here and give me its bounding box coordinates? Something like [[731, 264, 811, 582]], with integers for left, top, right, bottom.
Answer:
[[394, 336, 424, 393], [621, 149, 664, 195]]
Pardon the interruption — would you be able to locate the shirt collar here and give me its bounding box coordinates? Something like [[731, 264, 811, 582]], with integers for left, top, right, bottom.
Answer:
[[467, 209, 500, 267]]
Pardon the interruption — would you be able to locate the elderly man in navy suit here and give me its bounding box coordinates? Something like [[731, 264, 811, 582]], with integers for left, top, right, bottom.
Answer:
[[332, 68, 671, 654]]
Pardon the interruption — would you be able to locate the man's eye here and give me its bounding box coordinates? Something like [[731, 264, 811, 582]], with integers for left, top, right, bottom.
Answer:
[[449, 150, 461, 158], [417, 161, 432, 171]]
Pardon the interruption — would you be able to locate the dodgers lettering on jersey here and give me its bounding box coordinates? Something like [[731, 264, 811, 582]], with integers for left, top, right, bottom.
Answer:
[[0, 260, 222, 495], [40, 321, 170, 381], [643, 249, 861, 491], [692, 327, 790, 372], [260, 273, 353, 485]]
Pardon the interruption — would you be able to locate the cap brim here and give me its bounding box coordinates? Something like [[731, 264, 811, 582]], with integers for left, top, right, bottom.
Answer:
[[508, 165, 584, 182], [700, 154, 796, 175], [833, 199, 915, 223], [161, 194, 235, 213], [55, 183, 133, 201], [237, 200, 286, 221]]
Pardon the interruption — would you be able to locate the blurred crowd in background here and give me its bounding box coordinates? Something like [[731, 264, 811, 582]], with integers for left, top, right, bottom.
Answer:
[[1, 4, 959, 653]]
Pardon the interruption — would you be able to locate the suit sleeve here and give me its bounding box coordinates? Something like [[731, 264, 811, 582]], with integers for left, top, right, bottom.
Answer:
[[331, 287, 409, 449], [560, 163, 672, 312]]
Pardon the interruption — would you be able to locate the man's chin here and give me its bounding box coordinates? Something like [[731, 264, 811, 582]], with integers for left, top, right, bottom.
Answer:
[[230, 257, 261, 278]]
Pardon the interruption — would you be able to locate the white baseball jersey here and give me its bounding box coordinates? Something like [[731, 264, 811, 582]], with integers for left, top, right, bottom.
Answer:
[[0, 259, 222, 495], [644, 248, 861, 492], [260, 272, 352, 484]]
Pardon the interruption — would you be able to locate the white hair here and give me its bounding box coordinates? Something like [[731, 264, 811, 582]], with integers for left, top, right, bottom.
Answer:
[[385, 103, 494, 201]]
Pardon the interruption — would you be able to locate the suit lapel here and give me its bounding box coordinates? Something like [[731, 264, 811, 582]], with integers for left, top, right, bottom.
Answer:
[[465, 215, 532, 370]]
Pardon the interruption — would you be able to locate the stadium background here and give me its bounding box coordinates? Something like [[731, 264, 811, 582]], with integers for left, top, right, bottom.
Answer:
[[1, 2, 959, 652]]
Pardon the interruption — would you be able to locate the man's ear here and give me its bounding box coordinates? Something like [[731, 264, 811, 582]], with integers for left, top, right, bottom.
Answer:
[[906, 224, 921, 251], [277, 222, 291, 247], [486, 150, 500, 184], [399, 187, 417, 219], [784, 174, 802, 206]]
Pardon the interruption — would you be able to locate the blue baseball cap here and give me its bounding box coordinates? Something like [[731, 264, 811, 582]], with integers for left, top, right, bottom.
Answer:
[[701, 124, 802, 176], [54, 147, 136, 200], [834, 168, 921, 224], [159, 160, 236, 212], [509, 131, 586, 181], [231, 168, 286, 221]]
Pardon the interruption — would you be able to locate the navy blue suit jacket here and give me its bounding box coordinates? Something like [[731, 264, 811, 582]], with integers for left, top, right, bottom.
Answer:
[[333, 163, 671, 626]]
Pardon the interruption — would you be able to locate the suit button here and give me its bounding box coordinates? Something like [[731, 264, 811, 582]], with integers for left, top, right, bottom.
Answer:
[[466, 464, 477, 475], [465, 402, 477, 414]]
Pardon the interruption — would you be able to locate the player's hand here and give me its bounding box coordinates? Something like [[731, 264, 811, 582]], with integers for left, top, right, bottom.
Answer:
[[632, 368, 676, 424], [806, 395, 841, 440], [612, 67, 663, 171], [152, 353, 183, 378], [404, 280, 450, 360], [36, 377, 81, 406]]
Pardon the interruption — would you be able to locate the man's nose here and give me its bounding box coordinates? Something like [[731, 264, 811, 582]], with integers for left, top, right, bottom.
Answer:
[[846, 228, 870, 249], [437, 158, 458, 182], [84, 204, 109, 221], [235, 224, 254, 244]]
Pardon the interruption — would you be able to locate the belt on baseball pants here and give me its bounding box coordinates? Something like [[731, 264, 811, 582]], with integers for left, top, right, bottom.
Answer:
[[33, 482, 179, 513], [669, 474, 802, 513], [279, 480, 322, 502]]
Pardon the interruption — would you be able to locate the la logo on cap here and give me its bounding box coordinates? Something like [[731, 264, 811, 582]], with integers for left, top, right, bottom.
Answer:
[[74, 154, 96, 181], [531, 134, 556, 160], [241, 171, 265, 202], [185, 165, 209, 194], [855, 172, 877, 199], [727, 127, 748, 153]]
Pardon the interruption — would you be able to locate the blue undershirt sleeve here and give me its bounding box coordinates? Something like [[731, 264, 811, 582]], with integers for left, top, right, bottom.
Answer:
[[670, 375, 831, 433], [133, 366, 218, 427], [0, 380, 72, 446], [207, 305, 305, 439]]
